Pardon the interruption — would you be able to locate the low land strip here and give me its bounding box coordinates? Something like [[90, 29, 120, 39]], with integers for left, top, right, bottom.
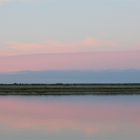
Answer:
[[0, 84, 140, 95]]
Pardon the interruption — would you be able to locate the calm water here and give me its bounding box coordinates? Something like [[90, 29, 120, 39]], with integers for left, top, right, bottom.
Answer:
[[0, 95, 140, 140]]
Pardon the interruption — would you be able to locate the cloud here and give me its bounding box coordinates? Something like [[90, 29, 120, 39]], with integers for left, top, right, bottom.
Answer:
[[0, 37, 120, 56], [0, 37, 139, 57]]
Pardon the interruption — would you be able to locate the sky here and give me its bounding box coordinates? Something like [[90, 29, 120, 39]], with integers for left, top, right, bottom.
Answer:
[[0, 0, 140, 73]]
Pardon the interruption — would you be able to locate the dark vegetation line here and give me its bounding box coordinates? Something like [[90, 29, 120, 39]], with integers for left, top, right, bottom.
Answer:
[[0, 83, 140, 95], [1, 83, 140, 85]]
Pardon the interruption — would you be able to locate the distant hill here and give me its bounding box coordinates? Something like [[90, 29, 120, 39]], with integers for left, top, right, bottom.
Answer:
[[0, 70, 140, 84]]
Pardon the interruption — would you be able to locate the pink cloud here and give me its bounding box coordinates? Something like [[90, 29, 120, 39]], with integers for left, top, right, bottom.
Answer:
[[80, 38, 99, 47], [0, 37, 120, 56], [1, 37, 139, 58]]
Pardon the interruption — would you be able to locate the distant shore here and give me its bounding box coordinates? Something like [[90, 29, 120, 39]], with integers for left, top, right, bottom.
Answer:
[[0, 84, 140, 95]]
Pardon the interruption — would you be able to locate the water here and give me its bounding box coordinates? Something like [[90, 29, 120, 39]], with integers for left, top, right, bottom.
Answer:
[[0, 95, 140, 140]]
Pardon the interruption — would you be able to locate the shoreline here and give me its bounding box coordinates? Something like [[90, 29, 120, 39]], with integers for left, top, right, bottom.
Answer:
[[0, 84, 140, 95]]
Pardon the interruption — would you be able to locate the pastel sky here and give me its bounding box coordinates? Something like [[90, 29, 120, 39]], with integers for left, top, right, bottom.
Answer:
[[0, 0, 140, 72]]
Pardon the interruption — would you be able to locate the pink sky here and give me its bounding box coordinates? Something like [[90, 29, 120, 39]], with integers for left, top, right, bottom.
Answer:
[[1, 38, 139, 56], [0, 51, 140, 72], [0, 38, 140, 73], [0, 0, 140, 73]]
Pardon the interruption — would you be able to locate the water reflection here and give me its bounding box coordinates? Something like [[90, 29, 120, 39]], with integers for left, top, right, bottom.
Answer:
[[0, 96, 140, 140]]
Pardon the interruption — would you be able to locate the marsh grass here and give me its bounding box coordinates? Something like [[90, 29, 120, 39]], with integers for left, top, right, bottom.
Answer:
[[0, 84, 140, 95]]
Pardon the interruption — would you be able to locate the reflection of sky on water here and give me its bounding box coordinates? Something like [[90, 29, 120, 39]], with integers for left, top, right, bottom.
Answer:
[[0, 96, 140, 140]]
